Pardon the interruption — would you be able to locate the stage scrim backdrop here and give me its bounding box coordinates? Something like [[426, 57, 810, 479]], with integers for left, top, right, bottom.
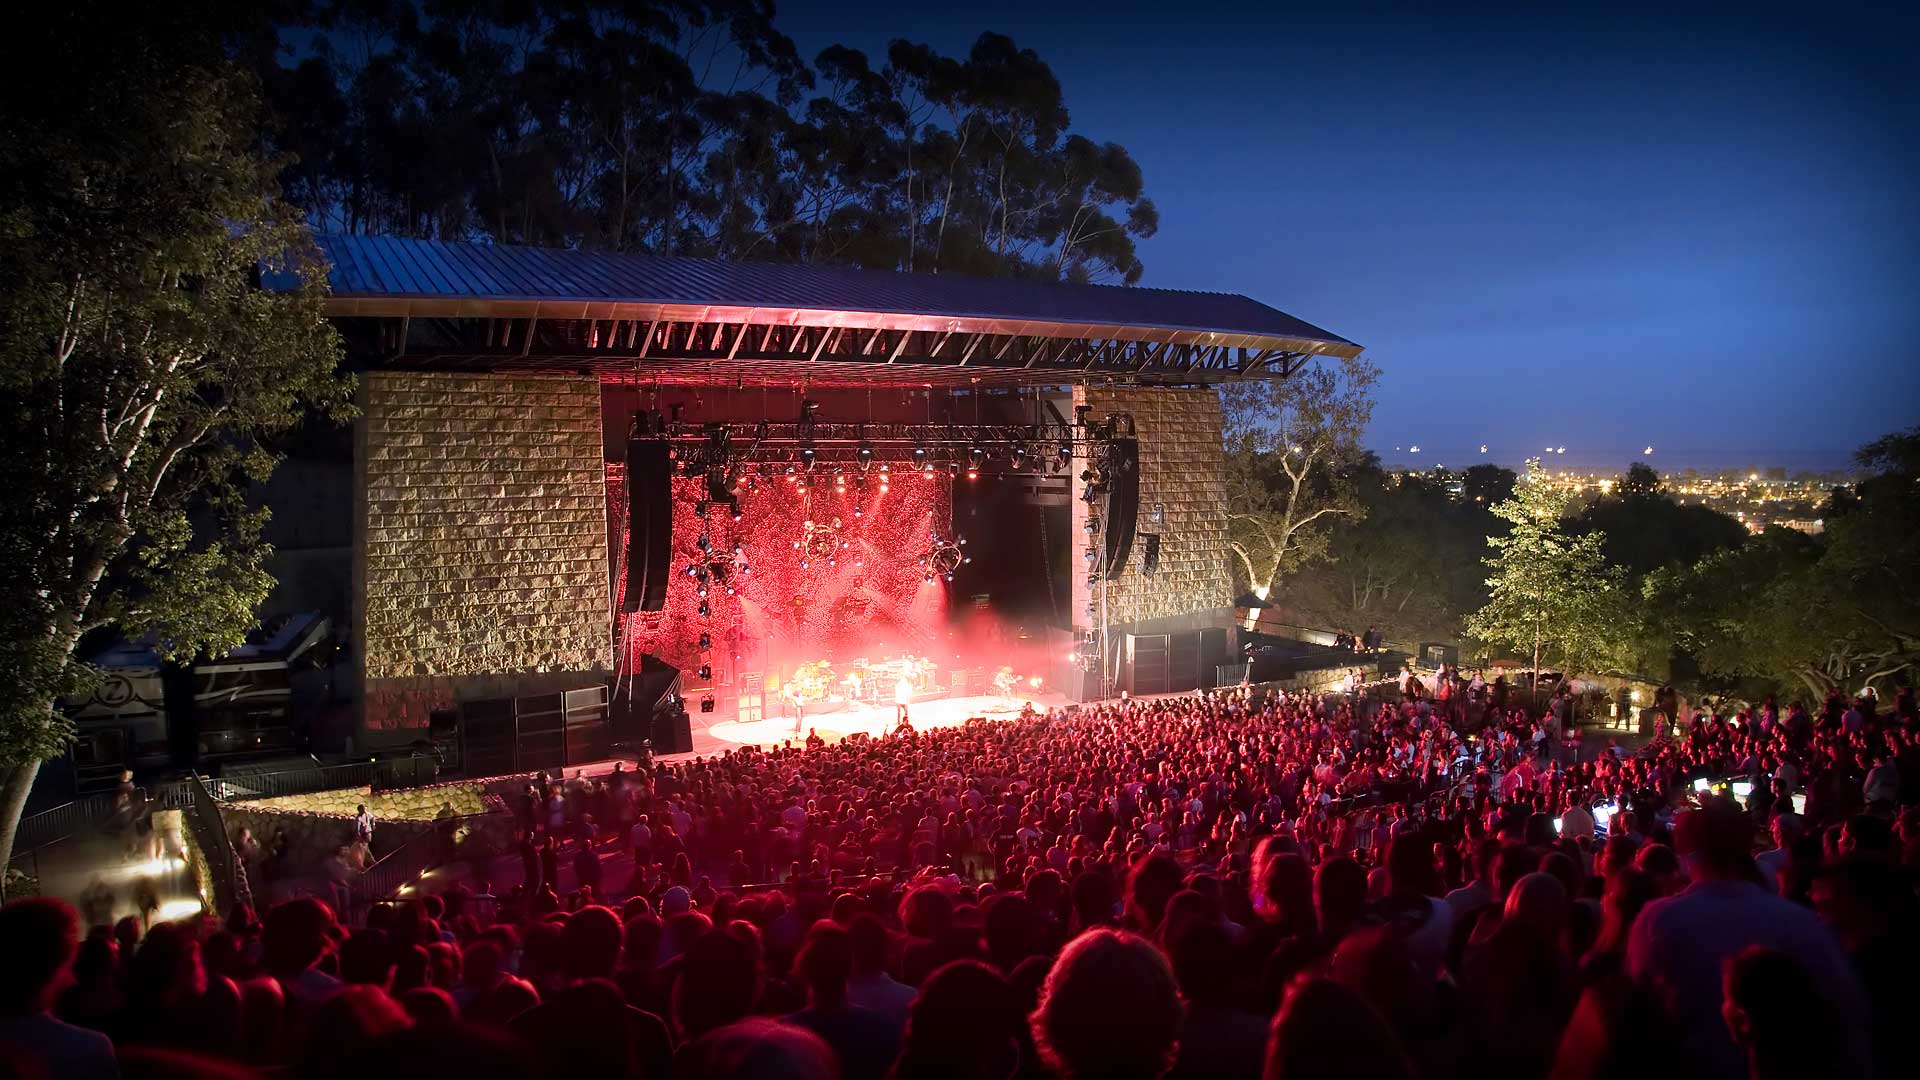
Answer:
[[608, 464, 953, 687]]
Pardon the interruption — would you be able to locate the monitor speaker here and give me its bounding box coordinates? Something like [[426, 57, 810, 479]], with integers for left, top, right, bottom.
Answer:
[[1102, 437, 1139, 579], [624, 418, 673, 612], [653, 707, 693, 754]]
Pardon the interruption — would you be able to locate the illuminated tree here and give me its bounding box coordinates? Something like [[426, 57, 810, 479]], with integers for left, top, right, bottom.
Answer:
[[1218, 354, 1379, 599], [1467, 459, 1631, 687], [0, 7, 350, 888]]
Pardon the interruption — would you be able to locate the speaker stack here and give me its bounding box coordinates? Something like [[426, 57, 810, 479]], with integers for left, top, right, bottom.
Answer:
[[1100, 437, 1140, 579], [624, 411, 673, 613]]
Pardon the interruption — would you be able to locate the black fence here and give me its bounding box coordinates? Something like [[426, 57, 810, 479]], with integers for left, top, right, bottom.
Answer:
[[203, 755, 438, 803], [183, 774, 251, 914], [348, 803, 504, 918]]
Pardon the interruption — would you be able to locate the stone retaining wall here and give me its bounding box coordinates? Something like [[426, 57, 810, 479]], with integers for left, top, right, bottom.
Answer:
[[355, 372, 611, 742], [242, 778, 492, 820]]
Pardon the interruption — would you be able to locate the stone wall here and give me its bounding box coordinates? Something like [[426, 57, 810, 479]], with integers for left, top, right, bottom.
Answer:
[[356, 372, 612, 741], [1069, 386, 1235, 631], [242, 778, 493, 820]]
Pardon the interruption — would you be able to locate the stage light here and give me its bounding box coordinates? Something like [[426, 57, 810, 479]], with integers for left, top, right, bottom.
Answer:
[[698, 632, 712, 649], [786, 462, 796, 476], [944, 572, 954, 582], [968, 446, 984, 470], [800, 559, 809, 568], [1012, 446, 1026, 470], [913, 445, 927, 464], [880, 482, 890, 493], [858, 444, 874, 468], [698, 664, 712, 679], [966, 470, 978, 481], [696, 534, 712, 553], [696, 586, 708, 598], [957, 536, 967, 546], [793, 540, 802, 549], [801, 446, 816, 468], [700, 695, 715, 713], [685, 564, 698, 577], [697, 601, 710, 616], [693, 501, 708, 517]]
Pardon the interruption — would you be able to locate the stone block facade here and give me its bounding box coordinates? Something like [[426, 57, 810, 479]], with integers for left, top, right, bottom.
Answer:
[[356, 372, 611, 740], [1070, 386, 1234, 630]]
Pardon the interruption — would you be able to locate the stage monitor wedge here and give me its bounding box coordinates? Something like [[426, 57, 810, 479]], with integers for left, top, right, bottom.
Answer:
[[1102, 437, 1140, 579], [624, 433, 673, 612]]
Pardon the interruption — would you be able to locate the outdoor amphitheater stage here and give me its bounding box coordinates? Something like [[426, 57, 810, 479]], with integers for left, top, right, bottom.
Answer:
[[689, 690, 1073, 757]]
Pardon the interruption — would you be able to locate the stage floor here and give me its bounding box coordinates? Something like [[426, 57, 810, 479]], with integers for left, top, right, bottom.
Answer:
[[687, 690, 1072, 756]]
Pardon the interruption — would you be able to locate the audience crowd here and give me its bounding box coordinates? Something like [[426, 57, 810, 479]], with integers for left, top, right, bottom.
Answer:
[[4, 678, 1917, 1080]]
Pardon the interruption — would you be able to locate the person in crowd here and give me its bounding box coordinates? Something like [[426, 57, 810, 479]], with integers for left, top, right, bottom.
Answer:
[[1264, 976, 1411, 1080], [510, 904, 672, 1080], [1030, 929, 1182, 1080], [1625, 799, 1872, 1078], [885, 960, 1018, 1080], [0, 898, 120, 1080], [782, 920, 900, 1080]]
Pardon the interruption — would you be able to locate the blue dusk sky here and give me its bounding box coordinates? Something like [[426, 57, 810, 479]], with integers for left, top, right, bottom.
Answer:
[[775, 1, 1919, 471]]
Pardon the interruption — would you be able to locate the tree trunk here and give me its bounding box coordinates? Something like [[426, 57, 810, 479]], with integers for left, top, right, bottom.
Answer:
[[0, 758, 45, 901], [1532, 619, 1543, 710]]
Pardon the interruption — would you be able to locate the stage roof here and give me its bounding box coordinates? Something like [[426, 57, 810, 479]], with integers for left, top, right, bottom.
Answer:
[[308, 234, 1362, 387]]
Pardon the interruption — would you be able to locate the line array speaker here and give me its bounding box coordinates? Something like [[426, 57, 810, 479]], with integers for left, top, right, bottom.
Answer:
[[1102, 437, 1140, 579], [624, 424, 673, 612]]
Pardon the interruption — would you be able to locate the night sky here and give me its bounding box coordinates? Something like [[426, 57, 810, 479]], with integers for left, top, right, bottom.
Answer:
[[776, 1, 1919, 471]]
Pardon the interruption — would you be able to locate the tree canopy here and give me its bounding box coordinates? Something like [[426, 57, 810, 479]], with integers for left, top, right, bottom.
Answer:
[[0, 3, 349, 883], [1639, 427, 1920, 700], [1284, 465, 1498, 643], [1466, 459, 1632, 680], [1219, 354, 1381, 599], [259, 2, 1159, 281]]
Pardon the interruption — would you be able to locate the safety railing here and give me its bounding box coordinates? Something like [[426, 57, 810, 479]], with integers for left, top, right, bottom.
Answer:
[[15, 781, 196, 856], [203, 754, 437, 802], [182, 773, 251, 915], [347, 801, 506, 918], [17, 754, 441, 856]]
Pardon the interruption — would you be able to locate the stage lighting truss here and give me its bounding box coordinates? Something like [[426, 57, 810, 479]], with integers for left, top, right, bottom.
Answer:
[[648, 417, 1130, 473]]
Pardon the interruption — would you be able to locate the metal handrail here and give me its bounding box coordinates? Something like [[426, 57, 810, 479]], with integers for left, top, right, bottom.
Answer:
[[349, 804, 504, 912], [183, 773, 251, 914]]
